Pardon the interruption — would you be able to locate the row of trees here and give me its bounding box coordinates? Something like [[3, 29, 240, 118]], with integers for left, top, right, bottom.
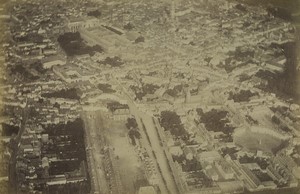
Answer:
[[99, 56, 124, 67], [41, 88, 80, 100], [106, 101, 129, 112], [126, 117, 141, 146]]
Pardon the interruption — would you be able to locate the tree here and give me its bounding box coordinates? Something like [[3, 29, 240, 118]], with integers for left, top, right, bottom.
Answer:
[[100, 57, 124, 67], [124, 23, 134, 30], [199, 109, 234, 134], [126, 117, 138, 129], [98, 83, 115, 93], [135, 36, 145, 43], [57, 32, 103, 56], [87, 10, 102, 18], [196, 108, 204, 116], [128, 129, 141, 145], [228, 90, 257, 102], [160, 111, 187, 138]]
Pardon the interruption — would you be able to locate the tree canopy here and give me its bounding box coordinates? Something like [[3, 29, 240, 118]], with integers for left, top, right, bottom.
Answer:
[[160, 111, 187, 138]]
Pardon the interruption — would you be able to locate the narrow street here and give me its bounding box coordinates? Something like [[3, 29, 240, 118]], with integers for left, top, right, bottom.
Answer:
[[81, 111, 109, 194]]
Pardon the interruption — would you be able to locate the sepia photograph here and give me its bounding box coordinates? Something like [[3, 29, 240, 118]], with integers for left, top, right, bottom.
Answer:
[[0, 0, 300, 194]]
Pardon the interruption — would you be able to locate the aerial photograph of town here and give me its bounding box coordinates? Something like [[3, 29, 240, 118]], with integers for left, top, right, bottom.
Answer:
[[0, 0, 300, 194]]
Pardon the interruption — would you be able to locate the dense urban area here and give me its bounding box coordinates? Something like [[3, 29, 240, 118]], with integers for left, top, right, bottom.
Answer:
[[0, 0, 300, 194]]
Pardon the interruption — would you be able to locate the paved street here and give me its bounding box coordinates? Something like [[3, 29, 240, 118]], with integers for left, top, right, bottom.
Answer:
[[114, 82, 179, 194], [139, 114, 179, 194]]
